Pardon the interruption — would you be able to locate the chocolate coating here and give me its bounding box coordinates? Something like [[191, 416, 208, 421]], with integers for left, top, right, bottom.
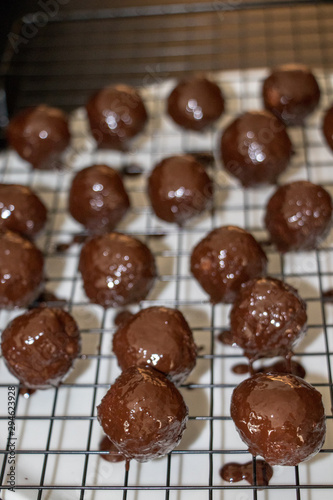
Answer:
[[0, 184, 47, 238], [97, 366, 188, 462], [7, 105, 70, 170], [230, 277, 307, 360], [0, 230, 44, 309], [265, 181, 333, 252], [69, 164, 130, 234], [191, 226, 267, 304], [167, 77, 225, 131], [148, 155, 213, 225], [79, 232, 157, 308], [263, 64, 321, 126], [323, 105, 333, 152], [86, 84, 148, 151], [113, 306, 197, 385], [1, 307, 81, 389], [220, 110, 292, 187], [230, 373, 326, 466]]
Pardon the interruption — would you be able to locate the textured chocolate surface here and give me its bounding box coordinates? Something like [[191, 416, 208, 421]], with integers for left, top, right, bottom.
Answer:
[[0, 230, 44, 309], [263, 64, 321, 126], [220, 110, 292, 187], [265, 180, 333, 252], [7, 105, 70, 170], [1, 307, 81, 389], [113, 306, 197, 385], [167, 76, 225, 131], [0, 184, 47, 238], [97, 366, 188, 462], [148, 155, 213, 225], [191, 225, 267, 304], [86, 84, 148, 151], [231, 373, 326, 466], [79, 232, 157, 308], [323, 105, 333, 152], [69, 164, 130, 234], [230, 277, 307, 360]]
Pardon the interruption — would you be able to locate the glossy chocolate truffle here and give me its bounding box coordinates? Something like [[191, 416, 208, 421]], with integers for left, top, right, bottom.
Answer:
[[323, 105, 333, 152], [86, 84, 148, 151], [1, 307, 81, 389], [148, 155, 213, 225], [79, 232, 157, 308], [220, 110, 292, 187], [97, 366, 188, 462], [231, 373, 326, 466], [191, 226, 267, 304], [230, 277, 307, 360], [69, 164, 130, 234], [265, 181, 333, 252], [167, 76, 225, 131], [0, 184, 47, 238], [7, 105, 70, 170], [113, 306, 197, 385], [263, 64, 321, 126], [0, 230, 44, 309]]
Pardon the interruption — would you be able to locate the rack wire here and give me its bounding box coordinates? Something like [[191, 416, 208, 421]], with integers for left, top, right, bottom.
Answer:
[[0, 1, 333, 499]]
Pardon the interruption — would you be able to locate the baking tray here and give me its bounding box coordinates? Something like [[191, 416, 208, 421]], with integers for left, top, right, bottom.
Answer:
[[0, 2, 333, 499]]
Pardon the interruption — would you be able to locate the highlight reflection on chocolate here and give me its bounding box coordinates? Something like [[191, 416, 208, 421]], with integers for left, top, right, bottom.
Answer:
[[263, 64, 321, 126], [7, 105, 70, 170], [97, 366, 188, 462], [79, 232, 157, 308], [191, 225, 267, 304], [265, 180, 333, 252], [69, 164, 130, 234], [86, 84, 148, 151], [1, 307, 81, 389], [231, 373, 326, 466], [0, 230, 44, 309], [148, 155, 214, 225], [167, 76, 225, 131], [0, 184, 47, 238], [220, 110, 292, 187]]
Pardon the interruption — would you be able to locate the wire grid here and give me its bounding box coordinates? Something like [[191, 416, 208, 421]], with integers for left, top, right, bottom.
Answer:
[[0, 2, 333, 500]]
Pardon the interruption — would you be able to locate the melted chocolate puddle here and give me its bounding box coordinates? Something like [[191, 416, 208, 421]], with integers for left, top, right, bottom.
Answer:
[[31, 290, 67, 309], [323, 289, 333, 302], [232, 359, 306, 378], [186, 151, 215, 168], [217, 330, 235, 346], [120, 163, 144, 176], [114, 310, 134, 327], [99, 436, 125, 463], [220, 460, 273, 486], [19, 387, 36, 398], [55, 234, 89, 253]]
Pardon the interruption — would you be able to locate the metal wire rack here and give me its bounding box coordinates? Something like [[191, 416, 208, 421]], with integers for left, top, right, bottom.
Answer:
[[0, 1, 333, 499]]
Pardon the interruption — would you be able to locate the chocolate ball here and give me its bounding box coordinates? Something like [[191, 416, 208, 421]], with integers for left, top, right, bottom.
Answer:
[[0, 184, 47, 238], [1, 307, 81, 389], [113, 306, 197, 385], [69, 164, 130, 234], [86, 84, 148, 151], [265, 181, 333, 252], [263, 64, 321, 126], [148, 155, 213, 225], [0, 230, 44, 309], [230, 277, 307, 360], [7, 105, 70, 170], [231, 373, 326, 466], [97, 366, 188, 462], [167, 76, 225, 131], [220, 110, 292, 187], [191, 226, 267, 304], [79, 232, 157, 308], [323, 104, 333, 152]]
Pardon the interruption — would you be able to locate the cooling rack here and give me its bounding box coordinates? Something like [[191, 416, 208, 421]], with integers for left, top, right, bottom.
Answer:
[[1, 1, 333, 499]]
